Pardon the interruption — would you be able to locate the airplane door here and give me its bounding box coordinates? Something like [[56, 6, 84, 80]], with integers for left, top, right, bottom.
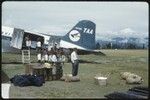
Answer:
[[10, 28, 24, 49]]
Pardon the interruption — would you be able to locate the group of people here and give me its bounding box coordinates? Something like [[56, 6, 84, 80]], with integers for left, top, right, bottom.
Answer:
[[25, 35, 42, 50], [37, 47, 66, 64], [25, 35, 65, 63], [25, 35, 79, 77]]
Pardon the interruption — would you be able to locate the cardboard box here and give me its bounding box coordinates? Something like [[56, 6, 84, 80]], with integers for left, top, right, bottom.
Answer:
[[94, 76, 107, 86]]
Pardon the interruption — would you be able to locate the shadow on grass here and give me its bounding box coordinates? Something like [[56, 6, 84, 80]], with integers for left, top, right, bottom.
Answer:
[[2, 62, 23, 64], [2, 60, 102, 64], [79, 60, 102, 64], [1, 70, 10, 83], [2, 61, 37, 64]]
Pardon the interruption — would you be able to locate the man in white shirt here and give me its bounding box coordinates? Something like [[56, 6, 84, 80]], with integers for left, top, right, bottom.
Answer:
[[50, 51, 58, 76], [25, 36, 31, 50], [37, 50, 42, 63], [71, 48, 79, 76], [42, 48, 48, 63], [36, 37, 42, 52]]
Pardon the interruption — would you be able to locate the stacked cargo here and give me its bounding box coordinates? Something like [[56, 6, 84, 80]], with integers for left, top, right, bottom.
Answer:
[[26, 62, 63, 81]]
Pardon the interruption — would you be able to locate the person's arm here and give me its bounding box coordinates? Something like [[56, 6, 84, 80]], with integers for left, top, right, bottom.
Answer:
[[71, 52, 75, 63], [75, 52, 79, 60], [39, 41, 41, 47]]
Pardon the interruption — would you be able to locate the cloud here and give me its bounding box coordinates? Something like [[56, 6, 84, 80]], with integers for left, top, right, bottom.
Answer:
[[3, 18, 12, 26], [31, 25, 70, 36], [2, 1, 148, 40]]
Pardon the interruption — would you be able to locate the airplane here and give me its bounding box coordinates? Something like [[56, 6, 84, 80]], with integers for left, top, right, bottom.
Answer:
[[2, 20, 105, 55], [71, 33, 80, 38]]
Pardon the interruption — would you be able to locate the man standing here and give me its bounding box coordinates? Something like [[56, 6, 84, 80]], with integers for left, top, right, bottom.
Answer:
[[71, 48, 79, 76], [36, 37, 42, 52], [25, 35, 31, 50], [37, 49, 42, 63]]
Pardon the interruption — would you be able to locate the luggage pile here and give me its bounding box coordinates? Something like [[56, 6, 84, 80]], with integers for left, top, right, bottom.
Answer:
[[10, 74, 45, 87], [60, 74, 80, 82], [26, 62, 63, 81], [104, 86, 149, 99], [120, 72, 143, 84]]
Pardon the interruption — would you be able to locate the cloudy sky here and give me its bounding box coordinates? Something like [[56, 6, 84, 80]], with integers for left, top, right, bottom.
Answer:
[[2, 1, 148, 40]]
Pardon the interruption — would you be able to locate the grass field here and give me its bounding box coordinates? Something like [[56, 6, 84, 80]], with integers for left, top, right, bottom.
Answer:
[[2, 49, 149, 98]]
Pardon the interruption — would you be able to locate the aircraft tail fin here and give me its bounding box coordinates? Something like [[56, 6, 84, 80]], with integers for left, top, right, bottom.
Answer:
[[60, 20, 96, 50]]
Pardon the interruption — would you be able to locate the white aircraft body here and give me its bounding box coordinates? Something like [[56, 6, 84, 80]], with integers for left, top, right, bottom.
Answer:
[[2, 20, 105, 55]]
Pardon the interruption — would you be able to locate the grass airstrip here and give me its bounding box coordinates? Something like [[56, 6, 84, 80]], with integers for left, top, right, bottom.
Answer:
[[2, 49, 148, 98]]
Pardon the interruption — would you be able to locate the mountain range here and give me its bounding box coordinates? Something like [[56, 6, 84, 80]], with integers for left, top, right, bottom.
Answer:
[[96, 28, 148, 48]]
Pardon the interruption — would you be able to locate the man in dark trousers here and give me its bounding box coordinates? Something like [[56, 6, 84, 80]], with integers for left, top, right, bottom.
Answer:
[[71, 48, 79, 76]]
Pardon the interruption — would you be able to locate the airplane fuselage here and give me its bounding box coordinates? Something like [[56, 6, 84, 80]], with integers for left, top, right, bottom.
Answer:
[[2, 20, 105, 55]]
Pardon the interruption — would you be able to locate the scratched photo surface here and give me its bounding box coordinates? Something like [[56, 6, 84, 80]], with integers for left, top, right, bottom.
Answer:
[[2, 1, 148, 99]]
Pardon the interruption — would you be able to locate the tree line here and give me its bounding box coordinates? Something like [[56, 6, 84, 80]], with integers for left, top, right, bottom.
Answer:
[[96, 42, 148, 49]]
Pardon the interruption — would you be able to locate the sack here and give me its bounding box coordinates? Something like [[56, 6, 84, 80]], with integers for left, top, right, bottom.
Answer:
[[26, 75, 45, 86], [104, 91, 145, 99], [120, 72, 143, 84], [60, 74, 80, 82], [120, 72, 132, 80], [10, 74, 45, 87], [126, 74, 143, 84], [44, 63, 52, 68], [105, 86, 149, 99], [10, 75, 31, 87], [129, 86, 149, 95]]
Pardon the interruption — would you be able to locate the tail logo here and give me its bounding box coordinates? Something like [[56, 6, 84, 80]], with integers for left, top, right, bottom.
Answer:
[[69, 30, 81, 42]]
